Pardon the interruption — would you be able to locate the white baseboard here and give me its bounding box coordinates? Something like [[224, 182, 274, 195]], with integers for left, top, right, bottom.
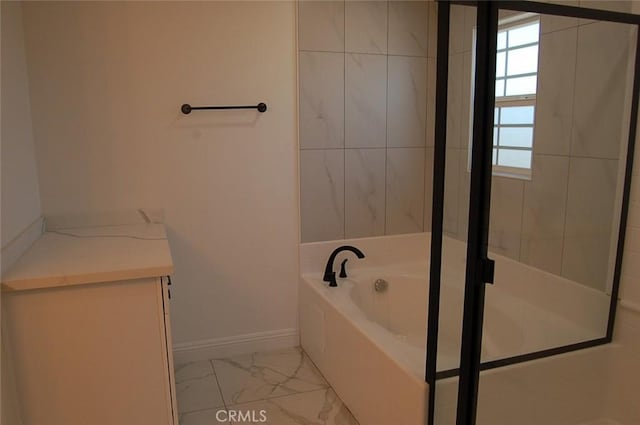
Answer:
[[172, 328, 299, 364]]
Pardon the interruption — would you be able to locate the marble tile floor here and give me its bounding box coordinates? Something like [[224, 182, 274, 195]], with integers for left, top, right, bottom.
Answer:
[[176, 347, 359, 425]]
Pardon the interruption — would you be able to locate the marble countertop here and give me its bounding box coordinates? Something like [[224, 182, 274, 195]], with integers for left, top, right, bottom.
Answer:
[[1, 223, 174, 292]]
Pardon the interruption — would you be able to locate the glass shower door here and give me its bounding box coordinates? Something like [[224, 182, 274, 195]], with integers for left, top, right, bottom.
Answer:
[[428, 2, 640, 425], [475, 4, 639, 425], [427, 2, 477, 425]]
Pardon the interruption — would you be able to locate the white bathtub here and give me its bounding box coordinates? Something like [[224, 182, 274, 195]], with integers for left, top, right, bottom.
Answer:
[[299, 233, 612, 425]]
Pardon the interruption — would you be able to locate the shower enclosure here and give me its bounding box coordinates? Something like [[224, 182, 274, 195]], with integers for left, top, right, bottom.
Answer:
[[296, 1, 640, 424], [427, 2, 640, 425]]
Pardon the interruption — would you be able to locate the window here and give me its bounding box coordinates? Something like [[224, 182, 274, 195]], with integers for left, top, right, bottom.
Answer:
[[471, 16, 540, 179]]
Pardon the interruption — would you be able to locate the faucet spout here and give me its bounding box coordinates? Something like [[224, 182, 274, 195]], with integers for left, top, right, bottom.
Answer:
[[323, 245, 365, 287]]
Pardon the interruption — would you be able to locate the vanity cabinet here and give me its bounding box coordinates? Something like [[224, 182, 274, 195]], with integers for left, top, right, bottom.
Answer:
[[1, 223, 178, 425], [2, 276, 178, 425]]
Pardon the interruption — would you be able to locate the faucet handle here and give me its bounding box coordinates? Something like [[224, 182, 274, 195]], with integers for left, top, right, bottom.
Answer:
[[327, 272, 338, 287], [339, 259, 348, 278]]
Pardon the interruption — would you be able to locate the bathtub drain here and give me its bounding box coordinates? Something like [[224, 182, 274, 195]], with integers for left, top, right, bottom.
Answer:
[[374, 279, 388, 292]]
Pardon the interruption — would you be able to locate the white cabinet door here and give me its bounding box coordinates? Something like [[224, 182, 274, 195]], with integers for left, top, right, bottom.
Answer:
[[4, 278, 174, 425]]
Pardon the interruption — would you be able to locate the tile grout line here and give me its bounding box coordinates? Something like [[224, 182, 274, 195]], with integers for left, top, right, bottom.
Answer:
[[299, 146, 623, 160], [559, 22, 581, 277], [343, 0, 347, 240], [209, 359, 229, 410], [384, 0, 390, 236], [518, 174, 526, 262], [301, 146, 429, 151], [299, 48, 430, 59]]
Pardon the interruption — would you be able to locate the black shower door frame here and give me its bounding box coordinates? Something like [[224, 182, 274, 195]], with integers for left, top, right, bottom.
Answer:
[[426, 2, 640, 425]]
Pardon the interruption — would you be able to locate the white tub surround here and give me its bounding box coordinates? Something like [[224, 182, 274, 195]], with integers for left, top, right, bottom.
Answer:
[[300, 233, 612, 425], [301, 234, 430, 425], [300, 273, 428, 425], [1, 222, 178, 425]]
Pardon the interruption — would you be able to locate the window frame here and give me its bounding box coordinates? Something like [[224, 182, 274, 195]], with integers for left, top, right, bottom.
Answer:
[[469, 14, 541, 180]]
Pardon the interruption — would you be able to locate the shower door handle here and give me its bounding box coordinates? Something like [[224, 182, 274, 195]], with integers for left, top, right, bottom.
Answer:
[[479, 258, 495, 284]]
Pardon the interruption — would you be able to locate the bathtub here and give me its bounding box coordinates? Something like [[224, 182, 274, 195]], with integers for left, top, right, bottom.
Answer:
[[299, 233, 611, 425]]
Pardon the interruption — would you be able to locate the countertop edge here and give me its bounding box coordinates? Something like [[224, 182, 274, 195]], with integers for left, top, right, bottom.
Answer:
[[1, 265, 175, 293]]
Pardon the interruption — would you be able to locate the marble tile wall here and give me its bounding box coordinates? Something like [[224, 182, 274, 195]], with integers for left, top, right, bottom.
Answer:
[[562, 158, 619, 289], [299, 51, 344, 150], [299, 1, 634, 292], [443, 5, 474, 243], [443, 6, 633, 291], [298, 0, 434, 242], [345, 53, 386, 149], [300, 149, 345, 242], [344, 148, 386, 238]]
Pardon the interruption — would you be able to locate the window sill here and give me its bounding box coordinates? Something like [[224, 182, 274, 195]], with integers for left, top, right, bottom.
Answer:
[[492, 168, 531, 181]]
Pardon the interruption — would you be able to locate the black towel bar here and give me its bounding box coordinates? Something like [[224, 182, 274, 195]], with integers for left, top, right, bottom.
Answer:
[[181, 103, 267, 114]]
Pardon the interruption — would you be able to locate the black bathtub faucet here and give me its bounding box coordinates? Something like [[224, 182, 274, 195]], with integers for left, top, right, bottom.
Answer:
[[323, 245, 366, 287]]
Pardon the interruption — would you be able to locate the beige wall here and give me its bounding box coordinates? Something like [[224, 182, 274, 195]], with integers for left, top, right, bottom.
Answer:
[[1, 1, 42, 252], [1, 2, 39, 424], [20, 1, 299, 348]]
